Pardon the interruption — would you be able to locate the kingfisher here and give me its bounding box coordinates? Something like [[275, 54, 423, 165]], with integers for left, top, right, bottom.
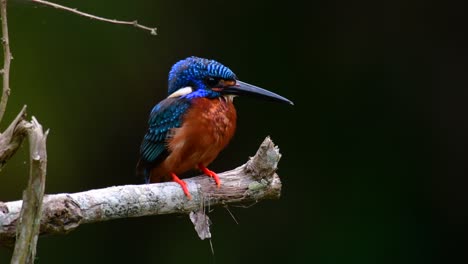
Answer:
[[136, 56, 293, 199]]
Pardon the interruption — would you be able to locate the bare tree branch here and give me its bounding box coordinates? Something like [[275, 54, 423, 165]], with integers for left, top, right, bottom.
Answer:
[[0, 105, 29, 171], [10, 117, 48, 264], [30, 0, 157, 35], [0, 0, 13, 124], [1, 137, 282, 246]]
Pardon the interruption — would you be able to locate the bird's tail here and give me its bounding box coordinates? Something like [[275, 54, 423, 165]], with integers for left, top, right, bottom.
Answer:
[[136, 159, 151, 184]]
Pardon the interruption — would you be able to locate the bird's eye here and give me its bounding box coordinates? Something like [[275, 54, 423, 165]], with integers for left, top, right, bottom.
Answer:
[[205, 77, 219, 87]]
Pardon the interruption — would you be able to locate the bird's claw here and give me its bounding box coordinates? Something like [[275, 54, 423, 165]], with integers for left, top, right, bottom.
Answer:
[[171, 172, 192, 199], [198, 164, 221, 188]]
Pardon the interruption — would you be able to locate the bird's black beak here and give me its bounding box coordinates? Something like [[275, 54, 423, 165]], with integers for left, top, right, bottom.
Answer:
[[222, 80, 294, 105]]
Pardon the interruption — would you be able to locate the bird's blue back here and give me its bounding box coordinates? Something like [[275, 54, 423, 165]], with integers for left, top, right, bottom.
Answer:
[[138, 98, 191, 182]]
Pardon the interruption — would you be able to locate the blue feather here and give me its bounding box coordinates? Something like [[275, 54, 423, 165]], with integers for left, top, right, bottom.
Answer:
[[167, 56, 237, 95], [141, 98, 191, 164], [137, 97, 191, 182]]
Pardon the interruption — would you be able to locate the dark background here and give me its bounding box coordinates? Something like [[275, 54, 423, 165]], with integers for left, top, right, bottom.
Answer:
[[0, 0, 466, 263]]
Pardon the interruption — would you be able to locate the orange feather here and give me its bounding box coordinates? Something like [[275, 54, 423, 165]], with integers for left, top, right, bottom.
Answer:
[[149, 97, 236, 183]]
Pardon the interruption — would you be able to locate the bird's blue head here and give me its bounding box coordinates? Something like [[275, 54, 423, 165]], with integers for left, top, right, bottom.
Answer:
[[166, 56, 294, 104], [168, 56, 236, 99]]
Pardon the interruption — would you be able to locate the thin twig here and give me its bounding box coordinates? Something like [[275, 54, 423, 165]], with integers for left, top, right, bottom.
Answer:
[[0, 0, 12, 124], [30, 0, 157, 35], [10, 117, 48, 264]]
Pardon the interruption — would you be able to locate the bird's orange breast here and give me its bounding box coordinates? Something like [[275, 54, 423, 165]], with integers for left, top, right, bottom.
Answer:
[[149, 97, 237, 182]]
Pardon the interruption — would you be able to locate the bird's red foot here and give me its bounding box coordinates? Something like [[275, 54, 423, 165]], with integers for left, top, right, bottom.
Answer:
[[198, 163, 221, 187], [170, 172, 192, 200]]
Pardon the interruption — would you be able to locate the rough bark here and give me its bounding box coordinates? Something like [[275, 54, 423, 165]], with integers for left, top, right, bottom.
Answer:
[[0, 137, 282, 246], [0, 0, 12, 123], [0, 106, 29, 171], [10, 117, 48, 263]]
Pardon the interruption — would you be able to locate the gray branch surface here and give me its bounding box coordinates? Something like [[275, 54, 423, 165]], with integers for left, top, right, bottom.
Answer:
[[10, 117, 48, 263], [0, 0, 13, 123], [0, 106, 29, 171], [0, 137, 282, 246]]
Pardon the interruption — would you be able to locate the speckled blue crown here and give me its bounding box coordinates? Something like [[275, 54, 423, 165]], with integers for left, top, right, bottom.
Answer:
[[168, 56, 237, 94]]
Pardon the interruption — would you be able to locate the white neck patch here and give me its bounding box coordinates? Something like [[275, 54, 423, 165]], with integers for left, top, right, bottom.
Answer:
[[221, 95, 236, 103], [167, 86, 193, 98]]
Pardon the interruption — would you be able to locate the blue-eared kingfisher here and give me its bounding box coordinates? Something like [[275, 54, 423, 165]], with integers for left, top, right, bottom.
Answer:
[[136, 56, 293, 199]]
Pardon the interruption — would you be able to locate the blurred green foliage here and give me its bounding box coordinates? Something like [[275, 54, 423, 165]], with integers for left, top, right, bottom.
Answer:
[[0, 0, 444, 263]]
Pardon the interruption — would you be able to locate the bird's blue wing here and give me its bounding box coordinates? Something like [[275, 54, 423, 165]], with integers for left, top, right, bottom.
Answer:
[[137, 97, 191, 182]]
